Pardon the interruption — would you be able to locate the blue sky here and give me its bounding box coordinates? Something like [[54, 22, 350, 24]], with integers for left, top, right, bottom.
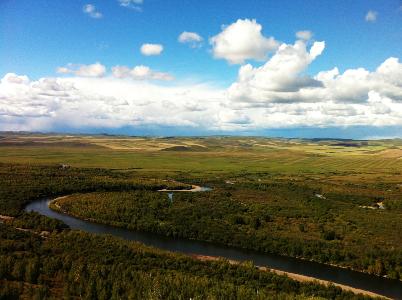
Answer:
[[0, 0, 401, 138], [2, 0, 401, 80]]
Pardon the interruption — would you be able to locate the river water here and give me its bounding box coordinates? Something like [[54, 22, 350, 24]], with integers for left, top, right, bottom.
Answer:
[[25, 198, 402, 299]]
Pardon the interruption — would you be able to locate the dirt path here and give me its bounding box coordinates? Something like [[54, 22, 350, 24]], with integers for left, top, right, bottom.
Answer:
[[191, 254, 389, 299]]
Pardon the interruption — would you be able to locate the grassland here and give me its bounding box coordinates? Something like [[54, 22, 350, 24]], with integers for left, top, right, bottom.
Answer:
[[1, 133, 401, 174]]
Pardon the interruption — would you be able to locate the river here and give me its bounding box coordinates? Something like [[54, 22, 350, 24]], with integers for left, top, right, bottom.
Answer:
[[25, 198, 402, 299]]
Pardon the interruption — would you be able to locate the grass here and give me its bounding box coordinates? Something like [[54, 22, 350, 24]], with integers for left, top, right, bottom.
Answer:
[[1, 133, 401, 175]]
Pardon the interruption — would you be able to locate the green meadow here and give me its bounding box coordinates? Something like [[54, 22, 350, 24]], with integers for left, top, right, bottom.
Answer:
[[1, 133, 401, 174]]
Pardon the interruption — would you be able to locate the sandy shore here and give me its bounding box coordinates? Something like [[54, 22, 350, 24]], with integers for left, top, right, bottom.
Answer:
[[0, 215, 15, 223], [158, 184, 206, 192]]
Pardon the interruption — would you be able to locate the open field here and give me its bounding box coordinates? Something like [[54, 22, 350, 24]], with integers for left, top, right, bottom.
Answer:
[[1, 133, 402, 173]]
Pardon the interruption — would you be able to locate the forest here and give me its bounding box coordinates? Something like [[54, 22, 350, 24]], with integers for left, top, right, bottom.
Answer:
[[53, 184, 402, 280], [1, 224, 371, 299]]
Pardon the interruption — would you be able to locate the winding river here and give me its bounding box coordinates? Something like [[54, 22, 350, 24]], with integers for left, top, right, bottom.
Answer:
[[25, 198, 402, 299]]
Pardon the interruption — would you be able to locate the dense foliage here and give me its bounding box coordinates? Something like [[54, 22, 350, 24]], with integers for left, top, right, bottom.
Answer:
[[54, 182, 402, 280], [0, 224, 368, 299], [10, 212, 68, 232], [0, 163, 188, 216]]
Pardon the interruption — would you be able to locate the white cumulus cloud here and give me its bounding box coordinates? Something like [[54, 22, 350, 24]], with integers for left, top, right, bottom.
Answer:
[[365, 10, 377, 22], [1, 36, 402, 133], [228, 40, 325, 104], [112, 65, 174, 81], [57, 63, 106, 78], [178, 32, 203, 47], [140, 43, 164, 56], [83, 4, 103, 19], [210, 19, 279, 64], [296, 30, 313, 40], [0, 75, 224, 131], [118, 0, 143, 11]]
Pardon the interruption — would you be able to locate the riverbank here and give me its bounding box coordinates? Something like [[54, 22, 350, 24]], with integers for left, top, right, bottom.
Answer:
[[7, 199, 391, 299], [49, 194, 397, 284], [191, 254, 390, 299], [158, 184, 212, 192], [39, 196, 401, 299], [0, 214, 14, 223]]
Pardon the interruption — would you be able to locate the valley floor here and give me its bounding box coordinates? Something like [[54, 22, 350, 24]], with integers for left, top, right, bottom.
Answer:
[[1, 133, 401, 298]]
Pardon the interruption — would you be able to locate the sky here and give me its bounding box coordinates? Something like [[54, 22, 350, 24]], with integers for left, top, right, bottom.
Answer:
[[0, 0, 402, 139]]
